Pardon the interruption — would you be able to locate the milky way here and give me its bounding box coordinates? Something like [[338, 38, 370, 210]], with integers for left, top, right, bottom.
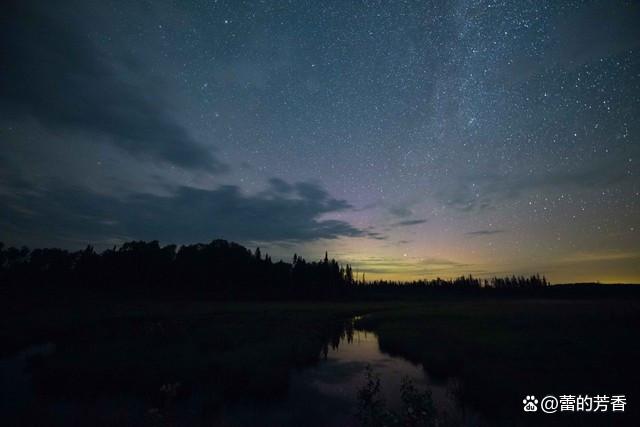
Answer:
[[1, 0, 639, 282]]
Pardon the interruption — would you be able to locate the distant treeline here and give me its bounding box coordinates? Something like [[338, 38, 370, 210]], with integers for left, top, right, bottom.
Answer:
[[0, 239, 556, 298], [363, 275, 549, 289]]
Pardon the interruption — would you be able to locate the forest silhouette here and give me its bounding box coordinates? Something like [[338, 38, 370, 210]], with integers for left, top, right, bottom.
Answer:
[[0, 239, 557, 299]]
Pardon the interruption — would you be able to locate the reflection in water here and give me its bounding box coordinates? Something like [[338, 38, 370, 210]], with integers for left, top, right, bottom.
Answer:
[[0, 319, 468, 426], [218, 321, 462, 427]]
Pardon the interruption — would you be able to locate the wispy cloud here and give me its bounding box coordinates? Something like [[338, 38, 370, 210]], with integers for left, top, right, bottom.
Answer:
[[390, 219, 428, 228], [465, 229, 505, 237], [557, 251, 640, 264], [438, 161, 630, 213]]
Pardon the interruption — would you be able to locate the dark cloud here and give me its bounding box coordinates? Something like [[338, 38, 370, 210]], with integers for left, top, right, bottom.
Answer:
[[0, 1, 225, 172], [268, 178, 294, 194], [548, 1, 640, 68], [495, 2, 640, 85], [465, 229, 505, 237], [364, 227, 387, 241], [440, 161, 630, 212], [1, 180, 372, 248], [294, 182, 333, 202], [390, 219, 428, 228]]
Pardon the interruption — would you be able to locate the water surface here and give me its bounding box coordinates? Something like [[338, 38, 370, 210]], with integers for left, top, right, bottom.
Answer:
[[1, 318, 464, 426]]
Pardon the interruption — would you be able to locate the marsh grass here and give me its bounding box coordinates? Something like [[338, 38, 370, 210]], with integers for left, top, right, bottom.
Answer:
[[356, 365, 435, 427], [355, 299, 640, 425], [3, 297, 639, 426]]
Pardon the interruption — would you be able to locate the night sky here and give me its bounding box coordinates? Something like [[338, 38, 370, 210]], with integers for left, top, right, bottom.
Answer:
[[1, 0, 639, 283]]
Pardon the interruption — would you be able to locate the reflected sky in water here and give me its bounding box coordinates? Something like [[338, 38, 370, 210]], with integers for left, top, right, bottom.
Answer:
[[1, 322, 468, 426], [219, 328, 458, 427]]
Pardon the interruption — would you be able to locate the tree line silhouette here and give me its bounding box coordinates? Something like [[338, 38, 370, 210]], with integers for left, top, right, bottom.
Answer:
[[0, 239, 550, 298], [0, 240, 354, 298], [364, 274, 549, 290]]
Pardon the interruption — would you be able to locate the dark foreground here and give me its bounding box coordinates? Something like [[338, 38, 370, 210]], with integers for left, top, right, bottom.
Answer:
[[1, 294, 639, 426]]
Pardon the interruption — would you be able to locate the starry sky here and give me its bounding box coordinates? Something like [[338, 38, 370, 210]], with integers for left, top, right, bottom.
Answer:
[[1, 0, 639, 283]]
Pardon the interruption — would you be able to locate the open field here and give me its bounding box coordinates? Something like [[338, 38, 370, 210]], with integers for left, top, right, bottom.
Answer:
[[1, 295, 639, 426]]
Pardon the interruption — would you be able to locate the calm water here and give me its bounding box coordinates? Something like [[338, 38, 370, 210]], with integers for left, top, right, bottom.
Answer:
[[217, 328, 462, 426], [0, 318, 470, 426]]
